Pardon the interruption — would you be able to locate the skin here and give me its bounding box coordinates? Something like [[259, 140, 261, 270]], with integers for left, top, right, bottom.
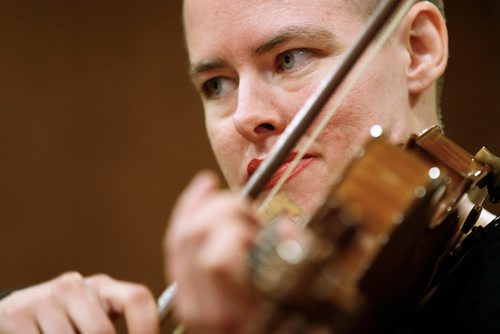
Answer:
[[0, 272, 159, 334], [165, 0, 451, 333], [183, 0, 445, 213]]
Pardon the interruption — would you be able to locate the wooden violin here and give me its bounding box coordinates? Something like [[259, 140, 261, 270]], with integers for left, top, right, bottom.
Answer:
[[248, 125, 499, 333]]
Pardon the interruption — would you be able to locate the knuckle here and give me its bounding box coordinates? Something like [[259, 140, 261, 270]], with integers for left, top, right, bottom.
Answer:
[[54, 271, 84, 292], [89, 273, 112, 283], [60, 271, 83, 280], [0, 300, 22, 319], [0, 293, 33, 328], [123, 284, 153, 305], [200, 257, 228, 278]]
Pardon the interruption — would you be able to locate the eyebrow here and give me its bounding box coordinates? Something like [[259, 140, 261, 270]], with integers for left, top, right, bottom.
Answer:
[[254, 25, 337, 55], [189, 25, 337, 78], [189, 58, 227, 78]]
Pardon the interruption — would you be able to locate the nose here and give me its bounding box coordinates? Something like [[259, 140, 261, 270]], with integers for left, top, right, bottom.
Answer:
[[233, 76, 287, 144]]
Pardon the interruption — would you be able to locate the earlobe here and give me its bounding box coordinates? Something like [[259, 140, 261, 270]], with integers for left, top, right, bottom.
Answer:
[[402, 2, 448, 93]]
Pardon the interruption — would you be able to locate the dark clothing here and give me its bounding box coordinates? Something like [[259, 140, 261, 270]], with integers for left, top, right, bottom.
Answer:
[[0, 290, 12, 299], [407, 216, 500, 333]]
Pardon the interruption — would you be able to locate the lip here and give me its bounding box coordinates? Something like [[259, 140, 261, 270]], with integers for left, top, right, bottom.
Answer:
[[246, 152, 316, 190]]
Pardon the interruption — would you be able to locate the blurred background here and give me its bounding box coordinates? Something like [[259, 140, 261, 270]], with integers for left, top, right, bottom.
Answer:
[[0, 0, 498, 299]]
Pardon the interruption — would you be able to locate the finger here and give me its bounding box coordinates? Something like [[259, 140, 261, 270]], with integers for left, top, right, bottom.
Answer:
[[0, 293, 40, 334], [172, 170, 220, 221], [52, 272, 116, 334], [86, 275, 159, 334], [165, 171, 220, 261], [36, 302, 75, 334], [166, 191, 249, 281], [0, 321, 39, 334], [169, 194, 256, 296], [182, 207, 258, 331], [205, 221, 256, 290], [170, 192, 257, 254], [200, 214, 257, 284]]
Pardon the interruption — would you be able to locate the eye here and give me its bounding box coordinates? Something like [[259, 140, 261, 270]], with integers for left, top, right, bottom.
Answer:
[[201, 77, 235, 99], [203, 78, 222, 96], [276, 49, 312, 72]]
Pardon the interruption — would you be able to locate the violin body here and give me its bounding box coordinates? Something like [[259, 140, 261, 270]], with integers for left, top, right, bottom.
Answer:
[[249, 126, 491, 333]]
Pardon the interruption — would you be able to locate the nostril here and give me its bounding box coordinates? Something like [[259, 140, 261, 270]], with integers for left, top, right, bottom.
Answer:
[[254, 123, 275, 134]]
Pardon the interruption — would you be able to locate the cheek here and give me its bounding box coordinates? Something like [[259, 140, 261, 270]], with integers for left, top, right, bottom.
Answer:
[[312, 89, 389, 178], [206, 117, 244, 188], [317, 96, 374, 147], [317, 61, 407, 149]]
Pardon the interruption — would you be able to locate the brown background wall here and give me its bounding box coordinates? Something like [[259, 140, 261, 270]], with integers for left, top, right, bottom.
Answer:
[[0, 1, 498, 297]]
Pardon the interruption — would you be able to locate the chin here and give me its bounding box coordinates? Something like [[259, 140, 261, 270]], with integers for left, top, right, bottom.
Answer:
[[281, 179, 329, 216]]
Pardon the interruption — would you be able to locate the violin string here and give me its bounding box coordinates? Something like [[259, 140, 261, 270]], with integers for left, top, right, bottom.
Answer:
[[257, 0, 417, 218]]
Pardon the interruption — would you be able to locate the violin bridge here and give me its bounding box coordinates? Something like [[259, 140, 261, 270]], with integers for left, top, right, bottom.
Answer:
[[257, 192, 307, 227]]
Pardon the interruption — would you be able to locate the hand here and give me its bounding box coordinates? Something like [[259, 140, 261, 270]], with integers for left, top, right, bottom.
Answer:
[[164, 171, 263, 333], [0, 272, 159, 334]]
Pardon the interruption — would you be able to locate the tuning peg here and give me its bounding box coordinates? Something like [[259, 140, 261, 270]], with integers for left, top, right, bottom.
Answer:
[[475, 147, 500, 203]]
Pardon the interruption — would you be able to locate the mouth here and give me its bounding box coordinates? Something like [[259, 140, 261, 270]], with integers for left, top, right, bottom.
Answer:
[[246, 152, 316, 190]]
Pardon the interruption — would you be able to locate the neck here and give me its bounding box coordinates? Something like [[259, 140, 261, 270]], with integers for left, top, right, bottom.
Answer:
[[408, 85, 441, 135]]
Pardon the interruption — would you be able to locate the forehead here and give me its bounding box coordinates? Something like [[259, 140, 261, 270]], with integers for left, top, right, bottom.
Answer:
[[183, 0, 363, 62], [183, 0, 354, 23]]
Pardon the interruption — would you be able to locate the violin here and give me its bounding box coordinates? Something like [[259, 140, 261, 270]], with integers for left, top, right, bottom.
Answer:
[[248, 125, 499, 332]]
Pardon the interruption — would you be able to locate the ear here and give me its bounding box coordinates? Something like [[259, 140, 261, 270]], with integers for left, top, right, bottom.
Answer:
[[398, 2, 448, 93]]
